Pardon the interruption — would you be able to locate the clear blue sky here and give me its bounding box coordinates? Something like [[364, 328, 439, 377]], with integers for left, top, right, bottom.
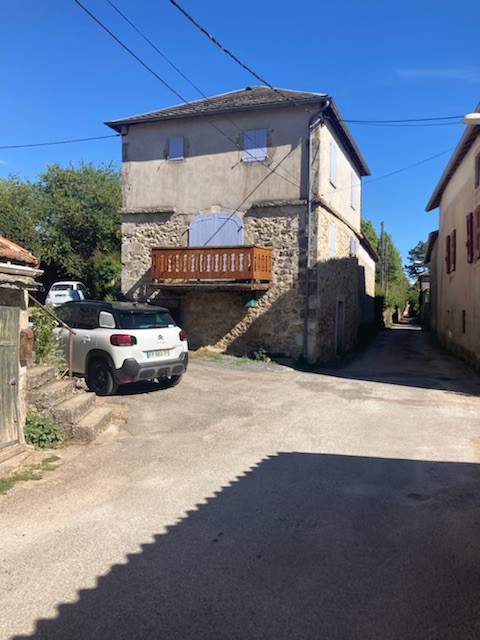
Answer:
[[1, 0, 479, 262]]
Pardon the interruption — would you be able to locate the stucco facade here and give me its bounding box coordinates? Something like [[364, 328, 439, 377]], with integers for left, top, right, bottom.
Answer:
[[110, 88, 375, 362], [426, 115, 480, 366]]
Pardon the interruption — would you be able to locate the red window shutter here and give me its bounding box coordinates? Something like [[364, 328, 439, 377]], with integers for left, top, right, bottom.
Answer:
[[476, 211, 480, 259], [467, 212, 474, 263], [446, 234, 451, 273], [451, 229, 456, 271]]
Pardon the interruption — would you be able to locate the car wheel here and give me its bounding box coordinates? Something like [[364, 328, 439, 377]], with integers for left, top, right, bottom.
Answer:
[[157, 374, 183, 388], [86, 359, 118, 396]]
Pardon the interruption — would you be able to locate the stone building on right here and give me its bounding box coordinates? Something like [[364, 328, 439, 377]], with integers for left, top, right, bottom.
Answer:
[[425, 104, 480, 365]]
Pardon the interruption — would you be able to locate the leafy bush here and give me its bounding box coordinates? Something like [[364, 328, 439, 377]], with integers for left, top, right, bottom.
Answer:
[[91, 251, 121, 300], [24, 414, 62, 449], [31, 304, 64, 366], [252, 346, 269, 361]]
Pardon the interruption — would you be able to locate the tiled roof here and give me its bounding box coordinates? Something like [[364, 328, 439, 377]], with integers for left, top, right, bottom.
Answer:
[[0, 236, 39, 267], [105, 86, 327, 128]]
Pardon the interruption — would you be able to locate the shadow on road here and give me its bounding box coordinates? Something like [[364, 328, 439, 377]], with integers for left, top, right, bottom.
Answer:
[[16, 452, 480, 639], [294, 325, 480, 397]]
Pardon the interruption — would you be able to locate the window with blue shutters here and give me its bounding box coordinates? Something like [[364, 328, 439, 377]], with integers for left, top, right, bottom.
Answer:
[[189, 212, 244, 246], [330, 142, 337, 186], [243, 129, 267, 162], [168, 136, 184, 160], [329, 221, 336, 255]]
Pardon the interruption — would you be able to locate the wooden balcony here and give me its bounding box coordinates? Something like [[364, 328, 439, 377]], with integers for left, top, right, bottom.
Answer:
[[151, 245, 272, 291]]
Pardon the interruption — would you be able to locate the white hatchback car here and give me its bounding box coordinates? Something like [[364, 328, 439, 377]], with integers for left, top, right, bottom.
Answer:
[[55, 301, 188, 395], [46, 281, 90, 307]]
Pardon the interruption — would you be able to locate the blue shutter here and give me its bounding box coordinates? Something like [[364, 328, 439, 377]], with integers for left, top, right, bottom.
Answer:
[[330, 143, 337, 184], [244, 129, 267, 162], [329, 221, 336, 255], [189, 213, 243, 246], [169, 136, 184, 160]]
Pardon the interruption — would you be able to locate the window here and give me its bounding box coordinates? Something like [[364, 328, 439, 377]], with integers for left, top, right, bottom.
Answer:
[[445, 234, 451, 273], [349, 236, 357, 257], [56, 305, 77, 327], [329, 142, 337, 186], [168, 136, 184, 161], [476, 210, 480, 259], [475, 154, 480, 189], [462, 310, 466, 334], [466, 212, 474, 263], [243, 129, 267, 162], [329, 221, 336, 255], [74, 307, 98, 330], [350, 172, 358, 208], [451, 229, 456, 271], [118, 312, 175, 330], [52, 284, 73, 291]]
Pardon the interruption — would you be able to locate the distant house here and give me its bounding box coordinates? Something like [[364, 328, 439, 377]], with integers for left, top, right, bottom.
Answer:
[[425, 104, 480, 365], [0, 236, 42, 462], [106, 87, 377, 362]]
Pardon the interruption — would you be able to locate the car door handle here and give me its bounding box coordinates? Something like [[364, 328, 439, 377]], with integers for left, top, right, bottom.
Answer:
[[82, 336, 91, 343]]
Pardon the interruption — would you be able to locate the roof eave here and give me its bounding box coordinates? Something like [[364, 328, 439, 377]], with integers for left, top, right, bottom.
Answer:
[[426, 103, 480, 212]]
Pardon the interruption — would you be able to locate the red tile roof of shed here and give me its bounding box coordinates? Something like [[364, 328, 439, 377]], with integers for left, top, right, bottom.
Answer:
[[0, 236, 39, 267]]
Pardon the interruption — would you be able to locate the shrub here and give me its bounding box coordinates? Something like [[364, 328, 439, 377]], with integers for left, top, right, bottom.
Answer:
[[24, 414, 62, 449], [91, 251, 121, 300], [252, 346, 269, 361], [31, 304, 64, 366]]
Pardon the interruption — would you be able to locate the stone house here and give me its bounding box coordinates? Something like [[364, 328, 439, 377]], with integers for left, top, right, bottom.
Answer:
[[0, 236, 42, 463], [106, 87, 377, 362], [425, 104, 480, 366]]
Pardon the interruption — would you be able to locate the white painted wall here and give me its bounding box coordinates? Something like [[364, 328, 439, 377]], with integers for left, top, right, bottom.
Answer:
[[318, 121, 362, 233], [434, 132, 480, 362]]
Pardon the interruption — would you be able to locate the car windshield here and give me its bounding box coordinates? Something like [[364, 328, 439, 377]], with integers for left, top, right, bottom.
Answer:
[[52, 284, 73, 291], [118, 311, 175, 329]]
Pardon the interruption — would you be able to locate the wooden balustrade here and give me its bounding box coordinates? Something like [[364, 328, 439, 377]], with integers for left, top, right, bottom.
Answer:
[[151, 245, 272, 282]]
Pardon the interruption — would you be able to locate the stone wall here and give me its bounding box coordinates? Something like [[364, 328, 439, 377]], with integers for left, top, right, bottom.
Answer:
[[122, 205, 307, 358], [308, 206, 361, 362]]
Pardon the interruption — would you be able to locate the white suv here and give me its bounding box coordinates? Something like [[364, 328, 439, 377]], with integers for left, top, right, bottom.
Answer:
[[46, 281, 90, 307], [55, 301, 188, 395]]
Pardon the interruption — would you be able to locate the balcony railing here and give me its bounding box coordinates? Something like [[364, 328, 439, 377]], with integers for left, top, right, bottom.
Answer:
[[151, 245, 272, 283]]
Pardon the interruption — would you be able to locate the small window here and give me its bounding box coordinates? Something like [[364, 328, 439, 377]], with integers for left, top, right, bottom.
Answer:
[[445, 234, 451, 273], [475, 154, 480, 189], [329, 221, 336, 255], [349, 236, 357, 257], [329, 142, 337, 186], [52, 284, 73, 291], [351, 172, 358, 208], [168, 136, 184, 161], [75, 307, 98, 330], [56, 305, 77, 327], [99, 311, 116, 329], [243, 129, 267, 162], [462, 310, 466, 334]]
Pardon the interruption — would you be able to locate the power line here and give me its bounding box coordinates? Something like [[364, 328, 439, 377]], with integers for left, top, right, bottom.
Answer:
[[73, 0, 301, 191], [328, 120, 462, 128], [166, 0, 315, 115], [0, 134, 120, 150], [104, 0, 301, 186], [317, 146, 455, 199]]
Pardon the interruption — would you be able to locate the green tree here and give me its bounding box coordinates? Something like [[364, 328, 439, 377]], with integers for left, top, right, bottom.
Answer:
[[36, 161, 121, 281], [0, 176, 41, 256], [405, 240, 427, 279], [362, 218, 410, 310]]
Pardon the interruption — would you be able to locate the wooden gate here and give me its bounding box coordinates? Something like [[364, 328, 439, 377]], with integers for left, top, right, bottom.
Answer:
[[0, 306, 20, 450]]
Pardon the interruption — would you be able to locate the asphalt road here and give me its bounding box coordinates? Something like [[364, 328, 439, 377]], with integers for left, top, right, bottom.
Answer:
[[2, 325, 480, 639]]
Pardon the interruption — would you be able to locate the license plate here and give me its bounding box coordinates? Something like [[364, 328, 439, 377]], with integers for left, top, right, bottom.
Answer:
[[146, 349, 171, 359]]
